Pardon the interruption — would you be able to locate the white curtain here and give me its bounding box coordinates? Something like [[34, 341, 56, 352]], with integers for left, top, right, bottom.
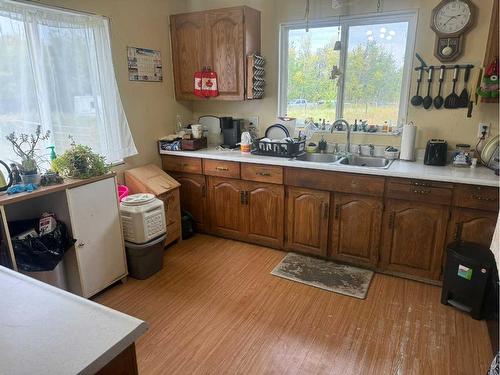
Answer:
[[0, 0, 137, 167]]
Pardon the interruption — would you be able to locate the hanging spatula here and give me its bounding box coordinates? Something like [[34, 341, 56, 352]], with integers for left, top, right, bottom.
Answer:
[[444, 65, 460, 109], [459, 65, 471, 108]]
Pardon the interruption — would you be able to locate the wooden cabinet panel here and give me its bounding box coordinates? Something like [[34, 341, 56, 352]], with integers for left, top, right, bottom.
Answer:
[[158, 190, 182, 247], [162, 155, 202, 174], [170, 12, 207, 101], [203, 159, 240, 179], [330, 194, 382, 268], [208, 177, 246, 239], [446, 208, 498, 248], [241, 163, 283, 184], [245, 182, 284, 248], [453, 184, 499, 211], [172, 173, 208, 233], [379, 200, 449, 281], [285, 168, 385, 197], [285, 187, 330, 257], [385, 182, 452, 205], [206, 8, 244, 100], [170, 6, 260, 102]]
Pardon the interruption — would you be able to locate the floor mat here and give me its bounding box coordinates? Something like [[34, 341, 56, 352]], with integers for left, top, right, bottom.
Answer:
[[271, 253, 374, 299]]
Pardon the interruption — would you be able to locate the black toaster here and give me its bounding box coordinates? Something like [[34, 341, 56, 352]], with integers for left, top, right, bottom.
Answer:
[[424, 139, 448, 166]]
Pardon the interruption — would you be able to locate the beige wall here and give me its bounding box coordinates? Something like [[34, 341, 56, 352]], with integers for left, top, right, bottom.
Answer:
[[187, 0, 499, 150], [35, 0, 193, 175]]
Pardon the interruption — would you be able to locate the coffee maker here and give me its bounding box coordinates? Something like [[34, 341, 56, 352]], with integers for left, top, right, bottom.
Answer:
[[220, 117, 243, 148]]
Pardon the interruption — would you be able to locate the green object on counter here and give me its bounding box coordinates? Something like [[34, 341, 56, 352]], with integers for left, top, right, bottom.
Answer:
[[47, 146, 57, 161]]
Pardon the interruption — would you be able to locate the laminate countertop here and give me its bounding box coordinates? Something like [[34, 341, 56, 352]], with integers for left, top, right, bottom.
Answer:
[[0, 267, 148, 375], [160, 148, 500, 187]]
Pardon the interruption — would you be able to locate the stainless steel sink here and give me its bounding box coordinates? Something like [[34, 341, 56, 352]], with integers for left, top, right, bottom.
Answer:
[[338, 155, 394, 169], [295, 153, 343, 163]]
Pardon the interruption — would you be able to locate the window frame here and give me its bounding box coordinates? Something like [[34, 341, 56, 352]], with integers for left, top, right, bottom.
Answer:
[[278, 10, 418, 125]]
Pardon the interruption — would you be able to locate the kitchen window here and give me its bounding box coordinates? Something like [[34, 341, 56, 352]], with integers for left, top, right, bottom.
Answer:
[[278, 11, 417, 127], [0, 0, 137, 167]]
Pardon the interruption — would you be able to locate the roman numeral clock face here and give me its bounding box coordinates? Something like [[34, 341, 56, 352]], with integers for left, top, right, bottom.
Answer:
[[431, 0, 475, 62], [434, 1, 472, 34]]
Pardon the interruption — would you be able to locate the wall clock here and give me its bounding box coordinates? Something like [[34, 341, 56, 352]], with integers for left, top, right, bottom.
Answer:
[[431, 0, 476, 62]]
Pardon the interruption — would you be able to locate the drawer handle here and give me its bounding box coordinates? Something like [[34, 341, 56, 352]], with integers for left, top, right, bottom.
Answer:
[[411, 189, 431, 195], [257, 172, 271, 177], [216, 166, 229, 171], [471, 194, 496, 201], [411, 181, 431, 187]]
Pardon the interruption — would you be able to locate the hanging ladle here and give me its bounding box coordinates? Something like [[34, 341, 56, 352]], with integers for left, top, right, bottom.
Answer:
[[433, 65, 445, 109], [422, 66, 434, 109], [410, 68, 424, 106]]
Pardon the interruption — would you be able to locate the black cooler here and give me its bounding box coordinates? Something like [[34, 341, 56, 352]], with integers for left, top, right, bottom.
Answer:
[[441, 241, 498, 320]]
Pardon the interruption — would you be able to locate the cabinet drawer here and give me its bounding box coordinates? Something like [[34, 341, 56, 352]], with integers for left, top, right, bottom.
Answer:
[[386, 182, 452, 205], [162, 155, 202, 174], [203, 159, 240, 178], [387, 177, 453, 189], [285, 168, 385, 197], [453, 185, 499, 211], [241, 163, 283, 184]]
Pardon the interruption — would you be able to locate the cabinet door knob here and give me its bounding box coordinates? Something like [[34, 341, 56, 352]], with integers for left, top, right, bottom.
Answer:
[[322, 203, 329, 219], [335, 204, 340, 219]]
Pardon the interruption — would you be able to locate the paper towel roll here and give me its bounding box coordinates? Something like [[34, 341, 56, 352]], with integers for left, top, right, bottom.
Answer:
[[400, 123, 417, 161]]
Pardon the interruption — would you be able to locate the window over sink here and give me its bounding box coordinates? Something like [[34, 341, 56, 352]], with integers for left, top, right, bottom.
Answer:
[[278, 11, 417, 127]]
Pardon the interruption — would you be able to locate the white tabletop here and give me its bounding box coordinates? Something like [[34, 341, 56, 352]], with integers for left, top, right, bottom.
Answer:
[[0, 267, 147, 375], [160, 148, 500, 187]]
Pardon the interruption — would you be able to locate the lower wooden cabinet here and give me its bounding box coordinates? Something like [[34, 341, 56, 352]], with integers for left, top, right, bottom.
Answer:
[[446, 207, 498, 248], [285, 187, 330, 257], [207, 177, 284, 247], [172, 173, 208, 232], [245, 181, 284, 248], [208, 177, 246, 239], [329, 193, 382, 268], [379, 199, 449, 281]]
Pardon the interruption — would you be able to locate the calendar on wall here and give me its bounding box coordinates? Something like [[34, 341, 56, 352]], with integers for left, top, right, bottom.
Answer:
[[127, 47, 163, 82]]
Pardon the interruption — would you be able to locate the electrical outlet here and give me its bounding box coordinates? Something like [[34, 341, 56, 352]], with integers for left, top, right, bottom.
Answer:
[[478, 123, 490, 138], [247, 116, 259, 129]]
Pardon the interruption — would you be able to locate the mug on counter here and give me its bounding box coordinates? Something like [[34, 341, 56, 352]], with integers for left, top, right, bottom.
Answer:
[[192, 124, 203, 139]]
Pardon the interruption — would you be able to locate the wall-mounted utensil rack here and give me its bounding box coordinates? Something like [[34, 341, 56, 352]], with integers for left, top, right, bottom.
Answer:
[[246, 54, 265, 100], [414, 64, 474, 71]]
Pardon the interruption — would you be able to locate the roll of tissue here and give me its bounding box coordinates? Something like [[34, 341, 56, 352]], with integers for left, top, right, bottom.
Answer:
[[400, 123, 417, 161]]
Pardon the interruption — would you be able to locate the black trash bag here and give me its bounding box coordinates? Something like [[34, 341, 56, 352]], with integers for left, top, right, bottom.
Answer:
[[12, 220, 76, 272]]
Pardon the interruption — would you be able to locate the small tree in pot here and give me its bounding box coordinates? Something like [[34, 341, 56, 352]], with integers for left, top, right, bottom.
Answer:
[[6, 125, 51, 184]]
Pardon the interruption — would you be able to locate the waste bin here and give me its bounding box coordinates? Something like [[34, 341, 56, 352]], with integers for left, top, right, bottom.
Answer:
[[10, 219, 75, 290], [441, 241, 498, 320], [125, 234, 166, 280]]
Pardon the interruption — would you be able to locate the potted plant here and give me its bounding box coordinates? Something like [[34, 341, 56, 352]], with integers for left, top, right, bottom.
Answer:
[[5, 125, 51, 184], [52, 139, 110, 179]]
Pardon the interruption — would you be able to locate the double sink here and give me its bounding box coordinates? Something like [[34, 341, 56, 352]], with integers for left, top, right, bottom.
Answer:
[[295, 153, 395, 169]]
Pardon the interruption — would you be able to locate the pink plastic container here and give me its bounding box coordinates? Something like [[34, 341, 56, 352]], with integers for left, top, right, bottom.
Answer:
[[118, 185, 129, 202]]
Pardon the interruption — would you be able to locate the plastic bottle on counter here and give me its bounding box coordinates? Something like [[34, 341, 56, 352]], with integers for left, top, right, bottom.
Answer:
[[241, 132, 252, 154]]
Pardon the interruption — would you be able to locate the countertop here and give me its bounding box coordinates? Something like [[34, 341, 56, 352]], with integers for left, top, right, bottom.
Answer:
[[0, 267, 148, 375], [160, 148, 500, 187]]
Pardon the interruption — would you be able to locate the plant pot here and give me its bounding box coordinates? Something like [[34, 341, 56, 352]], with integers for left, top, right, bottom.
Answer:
[[21, 173, 41, 185]]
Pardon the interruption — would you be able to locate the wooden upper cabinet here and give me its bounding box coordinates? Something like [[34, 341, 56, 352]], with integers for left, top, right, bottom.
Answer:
[[285, 187, 330, 257], [170, 12, 207, 100], [245, 182, 284, 249], [330, 194, 382, 268], [170, 6, 261, 101], [446, 208, 498, 248], [379, 200, 449, 281]]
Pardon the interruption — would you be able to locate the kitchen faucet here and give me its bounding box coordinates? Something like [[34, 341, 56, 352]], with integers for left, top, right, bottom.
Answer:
[[332, 119, 351, 153]]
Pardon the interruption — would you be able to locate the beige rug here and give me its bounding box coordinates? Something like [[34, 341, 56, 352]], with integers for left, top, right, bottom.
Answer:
[[271, 253, 374, 299]]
